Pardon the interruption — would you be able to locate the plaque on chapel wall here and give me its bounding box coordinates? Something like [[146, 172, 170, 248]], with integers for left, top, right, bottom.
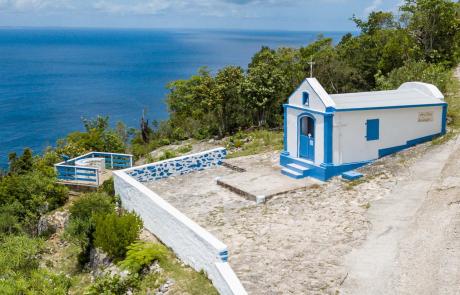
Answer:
[[418, 111, 434, 122]]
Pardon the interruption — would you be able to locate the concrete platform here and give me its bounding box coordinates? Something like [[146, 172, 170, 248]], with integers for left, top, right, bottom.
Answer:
[[217, 168, 319, 202]]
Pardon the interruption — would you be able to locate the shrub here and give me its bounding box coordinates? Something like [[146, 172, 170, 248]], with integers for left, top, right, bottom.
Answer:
[[66, 192, 115, 266], [177, 144, 193, 154], [93, 211, 143, 260], [118, 241, 167, 273], [0, 171, 68, 235], [0, 235, 43, 276], [375, 60, 451, 93], [68, 193, 114, 222], [98, 178, 115, 197], [86, 273, 140, 295], [0, 204, 22, 234], [0, 269, 71, 295], [158, 149, 178, 161]]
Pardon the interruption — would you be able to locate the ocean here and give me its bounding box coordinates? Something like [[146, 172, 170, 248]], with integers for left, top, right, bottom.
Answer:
[[0, 28, 346, 168]]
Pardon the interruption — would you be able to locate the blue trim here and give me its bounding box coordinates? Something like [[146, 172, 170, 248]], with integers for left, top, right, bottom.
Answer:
[[281, 132, 442, 181], [283, 105, 288, 152], [219, 250, 229, 262], [442, 104, 447, 135], [284, 104, 333, 115], [342, 171, 363, 181], [324, 113, 333, 164], [280, 153, 371, 181], [335, 102, 447, 112], [378, 133, 441, 158]]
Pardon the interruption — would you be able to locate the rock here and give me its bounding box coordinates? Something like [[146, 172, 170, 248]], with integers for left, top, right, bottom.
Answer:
[[156, 278, 175, 295], [37, 210, 69, 236], [89, 248, 112, 276], [142, 261, 163, 276]]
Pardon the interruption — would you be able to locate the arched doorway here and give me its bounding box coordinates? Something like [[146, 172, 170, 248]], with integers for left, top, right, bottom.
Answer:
[[299, 115, 315, 161]]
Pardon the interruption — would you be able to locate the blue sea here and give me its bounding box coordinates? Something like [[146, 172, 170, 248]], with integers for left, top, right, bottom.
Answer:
[[0, 28, 346, 168]]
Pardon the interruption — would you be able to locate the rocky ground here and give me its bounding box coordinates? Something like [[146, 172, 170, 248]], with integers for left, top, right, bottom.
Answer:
[[147, 138, 447, 295]]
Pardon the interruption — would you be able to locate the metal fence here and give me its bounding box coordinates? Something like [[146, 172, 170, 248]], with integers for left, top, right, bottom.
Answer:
[[55, 152, 133, 187]]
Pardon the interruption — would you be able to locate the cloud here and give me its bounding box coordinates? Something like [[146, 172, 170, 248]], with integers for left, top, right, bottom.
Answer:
[[0, 0, 72, 11], [93, 0, 171, 15], [364, 0, 383, 15], [91, 0, 278, 17]]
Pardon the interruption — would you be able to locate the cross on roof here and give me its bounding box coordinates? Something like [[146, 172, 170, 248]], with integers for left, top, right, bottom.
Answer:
[[308, 57, 315, 78]]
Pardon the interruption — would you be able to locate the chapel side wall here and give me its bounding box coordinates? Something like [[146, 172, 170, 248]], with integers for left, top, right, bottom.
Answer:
[[286, 107, 324, 164], [334, 106, 443, 164]]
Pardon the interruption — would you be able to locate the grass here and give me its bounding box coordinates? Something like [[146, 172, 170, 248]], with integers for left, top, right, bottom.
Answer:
[[159, 251, 218, 295], [445, 69, 460, 130], [431, 69, 460, 145], [225, 129, 283, 159]]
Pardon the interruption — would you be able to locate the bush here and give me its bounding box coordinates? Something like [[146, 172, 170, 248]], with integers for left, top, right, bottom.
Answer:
[[177, 144, 193, 154], [0, 204, 22, 234], [66, 192, 115, 266], [0, 171, 68, 235], [93, 211, 143, 260], [98, 178, 115, 197], [118, 241, 167, 273], [86, 273, 140, 295], [0, 269, 72, 295], [375, 60, 452, 93], [68, 193, 115, 222], [0, 235, 43, 276]]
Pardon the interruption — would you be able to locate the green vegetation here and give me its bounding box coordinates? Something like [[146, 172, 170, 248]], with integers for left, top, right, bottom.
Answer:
[[118, 241, 167, 273], [226, 130, 284, 159], [0, 235, 72, 294], [56, 116, 129, 158], [94, 211, 143, 260]]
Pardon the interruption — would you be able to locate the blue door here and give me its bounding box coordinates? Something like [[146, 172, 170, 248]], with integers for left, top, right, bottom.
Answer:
[[299, 116, 315, 161]]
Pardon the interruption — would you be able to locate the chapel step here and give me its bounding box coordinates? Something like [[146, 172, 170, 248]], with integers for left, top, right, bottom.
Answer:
[[281, 168, 305, 179], [286, 163, 310, 176]]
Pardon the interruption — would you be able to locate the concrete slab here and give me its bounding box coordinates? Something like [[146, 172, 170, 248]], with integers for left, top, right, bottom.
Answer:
[[217, 168, 318, 202]]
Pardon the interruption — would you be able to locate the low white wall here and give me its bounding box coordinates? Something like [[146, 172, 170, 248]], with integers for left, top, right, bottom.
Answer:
[[113, 151, 247, 295]]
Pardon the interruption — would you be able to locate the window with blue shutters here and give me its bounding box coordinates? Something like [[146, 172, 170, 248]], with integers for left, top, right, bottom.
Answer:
[[302, 91, 309, 106], [366, 119, 379, 141]]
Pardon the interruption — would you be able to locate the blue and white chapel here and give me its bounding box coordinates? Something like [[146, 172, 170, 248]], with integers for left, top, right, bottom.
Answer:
[[280, 78, 448, 181]]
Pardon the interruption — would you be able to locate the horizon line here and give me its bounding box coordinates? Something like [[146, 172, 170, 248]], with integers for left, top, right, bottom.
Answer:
[[0, 25, 358, 34]]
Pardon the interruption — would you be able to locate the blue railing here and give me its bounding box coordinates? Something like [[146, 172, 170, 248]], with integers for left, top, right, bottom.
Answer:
[[55, 152, 133, 186]]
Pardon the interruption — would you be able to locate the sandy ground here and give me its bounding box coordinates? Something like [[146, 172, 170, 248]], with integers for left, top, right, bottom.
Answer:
[[145, 142, 448, 295]]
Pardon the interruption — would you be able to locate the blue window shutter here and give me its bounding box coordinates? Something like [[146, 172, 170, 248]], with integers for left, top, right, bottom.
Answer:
[[366, 119, 379, 141], [302, 92, 309, 106]]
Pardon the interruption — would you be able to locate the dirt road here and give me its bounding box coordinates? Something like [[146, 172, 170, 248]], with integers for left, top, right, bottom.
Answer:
[[341, 85, 460, 294]]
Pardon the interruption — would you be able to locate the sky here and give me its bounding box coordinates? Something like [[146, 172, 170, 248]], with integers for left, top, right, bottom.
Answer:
[[0, 0, 404, 31]]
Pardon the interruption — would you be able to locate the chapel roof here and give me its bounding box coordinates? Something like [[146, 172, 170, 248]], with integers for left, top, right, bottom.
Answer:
[[329, 82, 445, 110]]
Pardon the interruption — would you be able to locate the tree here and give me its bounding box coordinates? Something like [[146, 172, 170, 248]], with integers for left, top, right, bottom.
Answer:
[[243, 47, 286, 127], [213, 66, 247, 136], [401, 0, 460, 65], [352, 11, 398, 35], [57, 116, 126, 157], [167, 67, 218, 139], [8, 148, 33, 175]]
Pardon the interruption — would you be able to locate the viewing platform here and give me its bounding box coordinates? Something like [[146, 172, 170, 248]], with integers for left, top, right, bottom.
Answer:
[[54, 152, 133, 188]]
